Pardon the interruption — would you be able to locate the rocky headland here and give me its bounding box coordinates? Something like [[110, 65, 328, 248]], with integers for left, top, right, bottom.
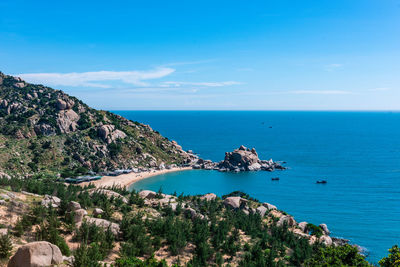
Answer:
[[0, 178, 368, 267], [191, 145, 285, 172]]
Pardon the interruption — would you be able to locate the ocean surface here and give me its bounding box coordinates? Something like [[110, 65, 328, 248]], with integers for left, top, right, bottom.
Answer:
[[113, 111, 400, 263]]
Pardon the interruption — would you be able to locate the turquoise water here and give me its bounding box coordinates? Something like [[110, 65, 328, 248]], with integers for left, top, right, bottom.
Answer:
[[114, 111, 400, 263]]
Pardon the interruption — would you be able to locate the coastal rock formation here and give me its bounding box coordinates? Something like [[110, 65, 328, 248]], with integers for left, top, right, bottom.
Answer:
[[320, 223, 330, 235], [7, 241, 63, 267], [192, 146, 285, 172]]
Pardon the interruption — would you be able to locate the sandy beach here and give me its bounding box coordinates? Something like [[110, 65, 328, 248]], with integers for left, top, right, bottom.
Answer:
[[83, 167, 192, 189]]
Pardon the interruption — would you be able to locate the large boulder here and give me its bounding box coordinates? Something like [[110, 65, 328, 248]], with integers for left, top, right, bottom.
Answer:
[[88, 189, 128, 204], [319, 223, 330, 235], [85, 217, 120, 236], [41, 195, 61, 208], [298, 222, 308, 233], [256, 206, 268, 217], [223, 196, 245, 209], [277, 215, 297, 227], [319, 235, 333, 246], [98, 125, 127, 144], [68, 201, 81, 211], [74, 209, 88, 223], [0, 228, 8, 236], [57, 109, 79, 133], [138, 190, 157, 199], [34, 123, 55, 136], [93, 208, 104, 217], [262, 202, 277, 210], [220, 146, 259, 171], [200, 193, 217, 201], [8, 241, 63, 267], [56, 98, 74, 110]]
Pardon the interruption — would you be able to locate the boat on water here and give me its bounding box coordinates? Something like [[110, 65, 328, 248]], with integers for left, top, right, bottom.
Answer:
[[65, 175, 102, 184], [316, 180, 327, 184], [271, 177, 280, 181]]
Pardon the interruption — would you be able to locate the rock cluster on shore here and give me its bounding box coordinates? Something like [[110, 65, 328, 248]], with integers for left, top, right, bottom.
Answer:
[[191, 145, 285, 172]]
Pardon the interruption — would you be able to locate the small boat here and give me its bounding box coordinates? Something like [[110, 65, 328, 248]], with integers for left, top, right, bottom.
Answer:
[[316, 180, 327, 184], [271, 177, 280, 181]]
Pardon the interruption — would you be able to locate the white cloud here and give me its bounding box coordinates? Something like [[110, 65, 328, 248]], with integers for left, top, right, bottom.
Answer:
[[17, 68, 175, 88], [163, 81, 242, 87], [290, 90, 352, 95], [324, 63, 343, 71], [368, 87, 390, 92]]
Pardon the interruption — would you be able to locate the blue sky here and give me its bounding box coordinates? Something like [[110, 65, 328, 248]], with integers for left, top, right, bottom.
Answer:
[[0, 0, 399, 110]]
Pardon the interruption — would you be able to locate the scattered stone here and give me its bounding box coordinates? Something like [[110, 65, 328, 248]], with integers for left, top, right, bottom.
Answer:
[[7, 241, 63, 267], [13, 82, 26, 88], [85, 217, 120, 236], [88, 189, 128, 204], [320, 235, 333, 246], [200, 193, 217, 201], [41, 195, 61, 208], [298, 222, 308, 233], [256, 205, 268, 217], [0, 172, 11, 179], [68, 201, 81, 211], [0, 228, 8, 236], [319, 223, 330, 235], [98, 124, 127, 144], [139, 190, 157, 199], [63, 255, 75, 265], [277, 215, 297, 227], [93, 208, 104, 217], [223, 196, 246, 209], [74, 209, 88, 223], [262, 202, 277, 210]]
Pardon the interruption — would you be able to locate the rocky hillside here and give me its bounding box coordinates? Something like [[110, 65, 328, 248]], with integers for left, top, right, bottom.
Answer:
[[0, 177, 375, 267], [0, 72, 194, 178]]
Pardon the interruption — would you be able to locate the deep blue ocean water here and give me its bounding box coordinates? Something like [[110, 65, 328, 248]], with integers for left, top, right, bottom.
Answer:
[[113, 111, 400, 263]]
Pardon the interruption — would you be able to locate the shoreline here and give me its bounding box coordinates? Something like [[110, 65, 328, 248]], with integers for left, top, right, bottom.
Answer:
[[82, 167, 193, 189]]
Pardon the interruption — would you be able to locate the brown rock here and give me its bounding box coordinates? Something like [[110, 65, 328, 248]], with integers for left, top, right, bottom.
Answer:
[[57, 109, 79, 133], [7, 241, 63, 267]]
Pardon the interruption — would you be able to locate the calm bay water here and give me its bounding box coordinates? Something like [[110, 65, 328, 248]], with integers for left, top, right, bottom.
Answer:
[[114, 111, 400, 263]]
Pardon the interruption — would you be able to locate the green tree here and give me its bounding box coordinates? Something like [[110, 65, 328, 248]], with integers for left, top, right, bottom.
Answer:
[[379, 245, 400, 267], [0, 234, 13, 259]]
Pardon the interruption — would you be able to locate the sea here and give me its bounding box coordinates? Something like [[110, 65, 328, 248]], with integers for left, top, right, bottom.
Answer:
[[113, 111, 400, 264]]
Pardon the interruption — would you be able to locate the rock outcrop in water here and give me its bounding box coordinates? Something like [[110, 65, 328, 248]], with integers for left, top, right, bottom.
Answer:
[[192, 145, 285, 172]]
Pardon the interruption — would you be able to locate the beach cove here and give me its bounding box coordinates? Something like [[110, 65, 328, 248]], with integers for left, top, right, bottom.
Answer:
[[118, 110, 400, 264]]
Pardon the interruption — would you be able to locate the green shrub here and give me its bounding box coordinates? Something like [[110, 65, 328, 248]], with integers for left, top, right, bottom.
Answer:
[[0, 234, 12, 259], [379, 245, 400, 267]]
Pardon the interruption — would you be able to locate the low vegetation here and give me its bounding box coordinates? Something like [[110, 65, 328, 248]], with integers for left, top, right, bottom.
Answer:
[[0, 175, 389, 266]]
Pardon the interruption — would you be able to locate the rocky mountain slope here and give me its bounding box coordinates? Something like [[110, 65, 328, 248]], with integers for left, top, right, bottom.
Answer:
[[0, 72, 194, 178]]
